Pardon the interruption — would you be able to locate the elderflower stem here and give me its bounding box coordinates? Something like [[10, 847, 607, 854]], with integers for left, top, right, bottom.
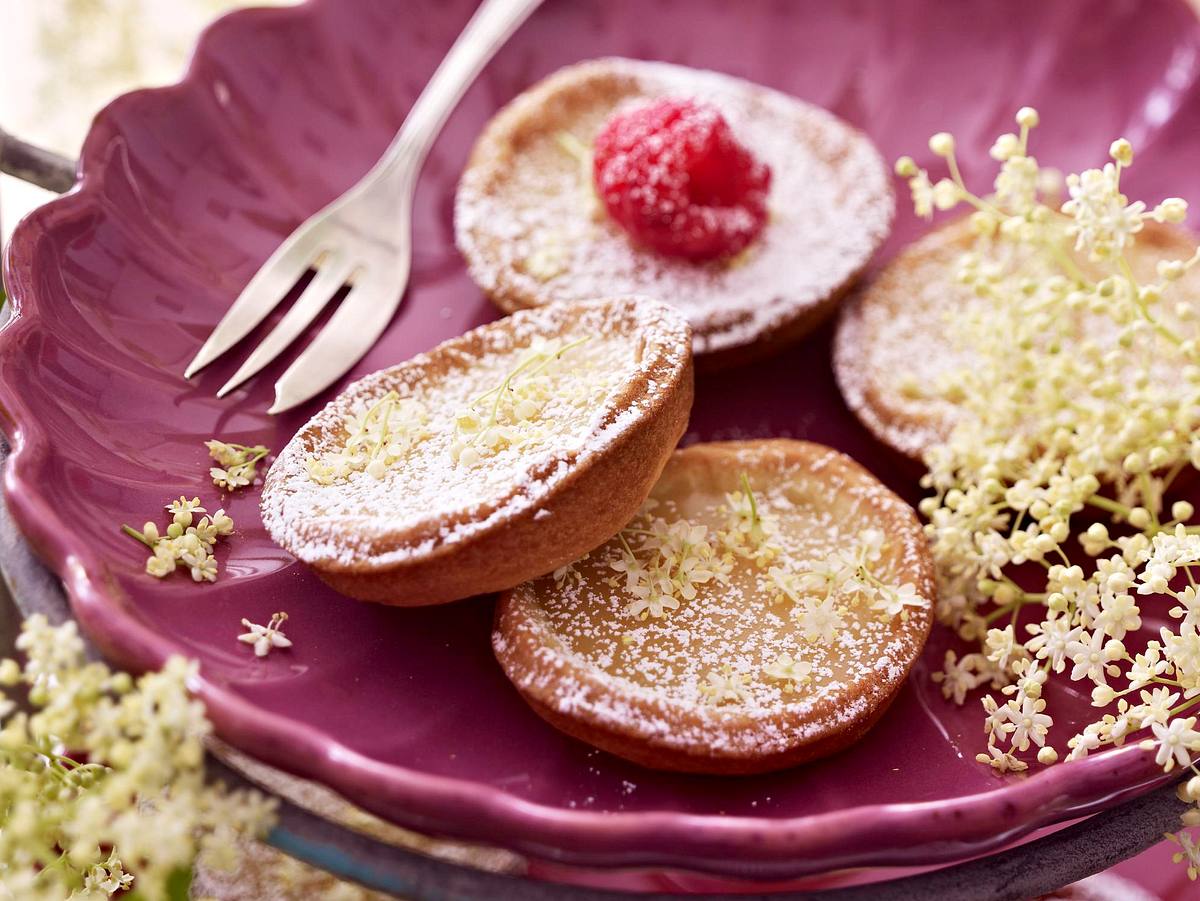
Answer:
[[554, 131, 590, 164], [982, 590, 1047, 624], [1085, 494, 1132, 517], [1136, 472, 1162, 530], [471, 336, 590, 444], [1161, 460, 1189, 494], [1119, 253, 1185, 346], [739, 472, 760, 529], [120, 524, 156, 549], [1044, 238, 1093, 288]]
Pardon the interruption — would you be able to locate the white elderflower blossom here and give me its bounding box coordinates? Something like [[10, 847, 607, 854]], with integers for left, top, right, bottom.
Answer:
[[898, 109, 1200, 869], [611, 516, 731, 621], [871, 581, 926, 620], [1006, 693, 1053, 751], [931, 651, 982, 705], [1061, 162, 1146, 259], [699, 666, 750, 706], [207, 438, 269, 491], [0, 616, 276, 899], [1065, 629, 1123, 685], [793, 595, 847, 645], [718, 473, 783, 567], [975, 744, 1028, 774], [1143, 717, 1200, 771], [123, 497, 236, 584], [1136, 687, 1179, 728], [237, 612, 293, 658], [763, 653, 814, 691], [1025, 616, 1082, 673]]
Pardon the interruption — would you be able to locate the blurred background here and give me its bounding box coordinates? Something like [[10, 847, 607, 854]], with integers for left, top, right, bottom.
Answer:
[[0, 0, 289, 244]]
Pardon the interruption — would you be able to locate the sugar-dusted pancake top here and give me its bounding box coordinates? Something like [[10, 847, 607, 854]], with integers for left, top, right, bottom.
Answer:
[[494, 440, 935, 770], [835, 219, 1200, 459], [261, 297, 690, 571], [456, 58, 893, 361]]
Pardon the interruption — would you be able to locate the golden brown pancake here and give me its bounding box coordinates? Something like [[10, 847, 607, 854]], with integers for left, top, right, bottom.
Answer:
[[262, 296, 692, 605], [494, 439, 935, 774]]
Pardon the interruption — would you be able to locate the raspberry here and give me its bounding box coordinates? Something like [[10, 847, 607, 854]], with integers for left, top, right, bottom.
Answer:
[[592, 97, 772, 261]]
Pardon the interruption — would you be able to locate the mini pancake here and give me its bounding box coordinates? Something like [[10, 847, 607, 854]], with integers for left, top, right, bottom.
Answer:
[[456, 58, 893, 369], [835, 219, 1200, 459], [261, 296, 692, 605], [493, 440, 935, 774]]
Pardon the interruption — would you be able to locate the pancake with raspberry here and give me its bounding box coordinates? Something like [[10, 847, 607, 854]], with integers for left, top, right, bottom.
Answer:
[[456, 58, 893, 368]]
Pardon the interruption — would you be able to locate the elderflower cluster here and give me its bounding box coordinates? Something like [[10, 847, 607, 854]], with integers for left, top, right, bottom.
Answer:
[[122, 497, 233, 582], [0, 616, 275, 900], [769, 529, 924, 639], [610, 517, 733, 620], [718, 474, 783, 567], [600, 479, 929, 707], [608, 478, 927, 637], [305, 391, 431, 485], [449, 336, 594, 466], [898, 112, 1200, 823], [206, 439, 269, 491]]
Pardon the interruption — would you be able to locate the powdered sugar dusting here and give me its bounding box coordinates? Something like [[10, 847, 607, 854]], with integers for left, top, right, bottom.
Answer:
[[496, 442, 934, 759], [834, 218, 977, 458], [456, 58, 893, 357], [835, 218, 1200, 459], [261, 297, 690, 568]]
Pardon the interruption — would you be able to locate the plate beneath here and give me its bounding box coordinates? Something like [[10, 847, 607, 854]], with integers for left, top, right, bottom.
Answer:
[[2, 0, 1199, 878]]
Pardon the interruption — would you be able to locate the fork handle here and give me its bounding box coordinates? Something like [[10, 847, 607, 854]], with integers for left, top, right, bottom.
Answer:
[[364, 0, 544, 189]]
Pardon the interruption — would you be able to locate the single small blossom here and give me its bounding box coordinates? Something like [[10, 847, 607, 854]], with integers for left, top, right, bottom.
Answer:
[[1007, 694, 1053, 751], [1146, 717, 1200, 771], [165, 496, 205, 516], [764, 653, 813, 690], [793, 595, 846, 645], [872, 581, 926, 620], [1065, 629, 1122, 685], [931, 649, 981, 704], [1167, 829, 1200, 880], [699, 666, 749, 706], [238, 612, 293, 658], [975, 744, 1028, 774], [1137, 687, 1180, 727]]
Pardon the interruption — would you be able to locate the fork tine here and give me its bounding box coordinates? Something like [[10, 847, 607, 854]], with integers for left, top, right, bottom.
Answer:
[[215, 255, 355, 398], [268, 263, 408, 414], [183, 229, 321, 378]]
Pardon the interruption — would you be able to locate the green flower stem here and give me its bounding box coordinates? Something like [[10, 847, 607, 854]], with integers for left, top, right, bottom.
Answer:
[[1044, 238, 1093, 288], [554, 131, 590, 163], [1137, 472, 1161, 529], [739, 472, 761, 530], [1085, 494, 1131, 517], [470, 336, 589, 444], [1161, 460, 1189, 494], [121, 524, 156, 549]]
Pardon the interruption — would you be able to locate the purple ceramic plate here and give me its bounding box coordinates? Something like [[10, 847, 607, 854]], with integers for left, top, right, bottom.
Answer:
[[3, 0, 1200, 881]]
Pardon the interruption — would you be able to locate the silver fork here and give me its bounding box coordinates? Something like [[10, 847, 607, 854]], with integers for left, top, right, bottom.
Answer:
[[184, 0, 544, 414]]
